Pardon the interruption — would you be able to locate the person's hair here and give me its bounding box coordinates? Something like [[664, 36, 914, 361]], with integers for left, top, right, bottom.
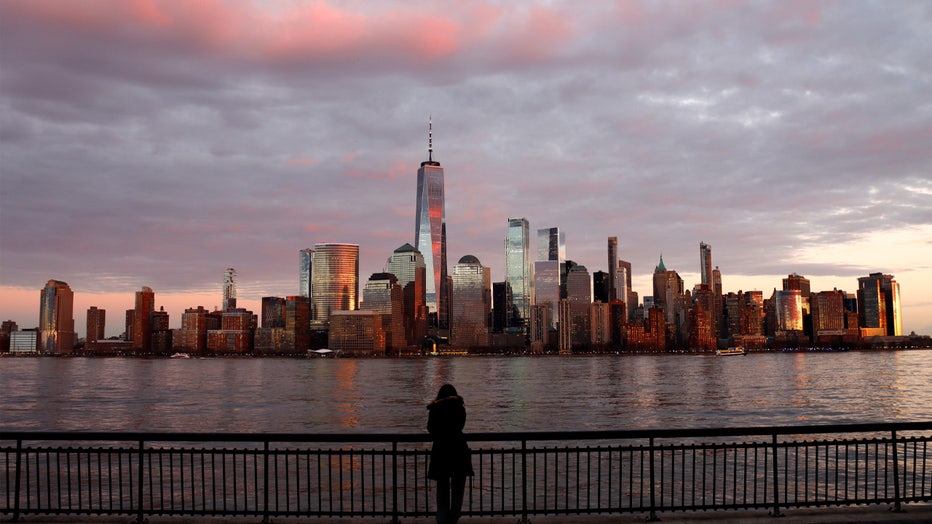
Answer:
[[436, 384, 458, 399]]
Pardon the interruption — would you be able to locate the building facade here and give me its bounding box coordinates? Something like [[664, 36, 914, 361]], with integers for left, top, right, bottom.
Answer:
[[608, 237, 619, 302], [505, 218, 532, 324], [299, 248, 313, 298], [857, 273, 902, 336], [133, 286, 155, 352], [39, 280, 75, 354], [414, 119, 448, 327], [329, 310, 385, 356], [385, 243, 428, 347], [223, 268, 237, 311], [450, 255, 491, 349], [311, 243, 359, 322], [85, 306, 105, 351]]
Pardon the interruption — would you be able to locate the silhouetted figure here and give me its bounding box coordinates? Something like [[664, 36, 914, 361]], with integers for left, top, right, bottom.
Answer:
[[427, 384, 474, 524]]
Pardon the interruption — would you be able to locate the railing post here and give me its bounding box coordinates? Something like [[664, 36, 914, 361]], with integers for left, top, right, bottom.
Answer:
[[390, 440, 400, 524], [261, 439, 272, 524], [770, 433, 783, 518], [648, 437, 659, 522], [891, 430, 903, 513], [12, 439, 22, 523], [135, 440, 146, 524], [520, 438, 529, 524]]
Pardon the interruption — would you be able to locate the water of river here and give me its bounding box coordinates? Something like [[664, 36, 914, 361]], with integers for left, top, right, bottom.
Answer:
[[2, 351, 930, 433]]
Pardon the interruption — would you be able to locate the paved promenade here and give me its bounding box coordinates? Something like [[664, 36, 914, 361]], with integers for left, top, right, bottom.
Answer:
[[6, 503, 931, 524]]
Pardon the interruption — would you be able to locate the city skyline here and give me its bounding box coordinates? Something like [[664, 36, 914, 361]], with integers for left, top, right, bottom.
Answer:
[[1, 1, 930, 336]]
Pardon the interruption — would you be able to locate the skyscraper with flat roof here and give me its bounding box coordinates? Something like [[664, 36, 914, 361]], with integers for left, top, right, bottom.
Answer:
[[86, 306, 105, 351], [386, 243, 427, 347], [299, 248, 313, 298], [505, 218, 531, 323], [133, 286, 155, 352], [415, 118, 448, 327], [311, 243, 359, 322], [451, 255, 491, 348], [537, 227, 565, 263], [699, 242, 713, 286], [39, 279, 75, 354], [608, 237, 618, 302], [857, 273, 902, 336]]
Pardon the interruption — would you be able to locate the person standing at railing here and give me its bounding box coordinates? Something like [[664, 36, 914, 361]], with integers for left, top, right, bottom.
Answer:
[[427, 384, 474, 524]]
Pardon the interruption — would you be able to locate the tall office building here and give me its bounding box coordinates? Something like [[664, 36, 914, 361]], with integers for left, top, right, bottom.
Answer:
[[414, 117, 448, 327], [537, 227, 566, 263], [361, 273, 405, 353], [857, 273, 902, 336], [783, 273, 811, 314], [86, 306, 106, 351], [699, 242, 713, 286], [311, 243, 359, 322], [38, 279, 75, 354], [608, 237, 619, 302], [386, 243, 428, 347], [133, 286, 155, 352], [652, 256, 684, 324], [450, 255, 491, 348], [773, 289, 804, 332], [299, 248, 313, 298], [505, 218, 532, 323], [223, 268, 237, 311], [533, 260, 560, 328]]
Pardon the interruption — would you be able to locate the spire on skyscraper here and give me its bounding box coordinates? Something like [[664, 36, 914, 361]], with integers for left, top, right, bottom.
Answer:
[[428, 114, 433, 162]]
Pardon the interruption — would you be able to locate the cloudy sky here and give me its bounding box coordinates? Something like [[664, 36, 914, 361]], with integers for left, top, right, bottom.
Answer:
[[1, 0, 930, 337]]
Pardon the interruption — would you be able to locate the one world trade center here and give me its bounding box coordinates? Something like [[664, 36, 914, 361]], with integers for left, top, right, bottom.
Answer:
[[415, 117, 448, 328]]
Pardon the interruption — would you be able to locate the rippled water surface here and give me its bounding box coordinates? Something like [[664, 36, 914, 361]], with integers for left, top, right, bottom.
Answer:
[[2, 351, 930, 433]]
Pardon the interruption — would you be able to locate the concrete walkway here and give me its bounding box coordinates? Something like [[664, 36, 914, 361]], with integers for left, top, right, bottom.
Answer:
[[5, 503, 931, 524]]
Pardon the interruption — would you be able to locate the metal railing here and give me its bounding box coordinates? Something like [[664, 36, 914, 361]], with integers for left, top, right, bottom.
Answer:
[[2, 422, 930, 523]]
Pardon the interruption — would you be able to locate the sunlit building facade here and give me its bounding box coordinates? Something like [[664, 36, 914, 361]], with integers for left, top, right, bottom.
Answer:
[[857, 273, 901, 336], [450, 255, 491, 349], [773, 289, 804, 332], [133, 286, 155, 352], [329, 310, 385, 356], [311, 243, 359, 322], [505, 218, 532, 323], [415, 119, 448, 327], [361, 273, 405, 353], [39, 279, 75, 354]]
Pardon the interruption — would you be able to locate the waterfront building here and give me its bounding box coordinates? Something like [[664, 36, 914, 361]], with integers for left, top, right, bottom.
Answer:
[[133, 286, 155, 352], [783, 273, 811, 314], [559, 265, 593, 353], [652, 256, 684, 325], [177, 306, 221, 353], [528, 303, 552, 353], [0, 320, 16, 353], [608, 237, 619, 302], [773, 289, 804, 333], [329, 310, 385, 356], [505, 218, 532, 324], [39, 279, 75, 354], [385, 243, 428, 348], [811, 289, 847, 342], [533, 260, 560, 328], [711, 266, 723, 340], [688, 285, 716, 351], [261, 297, 286, 329], [857, 273, 902, 337], [619, 259, 636, 318], [610, 300, 627, 347], [10, 330, 38, 353], [590, 301, 612, 350], [361, 273, 405, 354], [311, 243, 359, 322], [284, 296, 311, 353], [151, 307, 172, 353], [450, 255, 491, 349], [207, 308, 257, 354], [299, 248, 313, 298], [223, 268, 237, 311], [414, 118, 448, 327], [491, 281, 511, 333], [125, 309, 134, 342], [85, 306, 105, 352]]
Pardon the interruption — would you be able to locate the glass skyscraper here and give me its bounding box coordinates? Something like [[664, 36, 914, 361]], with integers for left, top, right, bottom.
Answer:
[[39, 279, 75, 354], [311, 243, 359, 322], [299, 248, 313, 298], [415, 119, 448, 327], [451, 255, 491, 348], [505, 218, 531, 322], [699, 242, 713, 286], [537, 227, 565, 263]]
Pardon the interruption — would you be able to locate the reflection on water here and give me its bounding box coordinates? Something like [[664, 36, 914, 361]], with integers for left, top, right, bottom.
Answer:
[[1, 352, 930, 433]]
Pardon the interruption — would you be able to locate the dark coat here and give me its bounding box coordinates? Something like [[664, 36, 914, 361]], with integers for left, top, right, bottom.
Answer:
[[427, 395, 474, 480]]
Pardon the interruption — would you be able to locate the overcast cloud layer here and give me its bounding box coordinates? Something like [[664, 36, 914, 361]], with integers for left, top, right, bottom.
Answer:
[[1, 0, 930, 336]]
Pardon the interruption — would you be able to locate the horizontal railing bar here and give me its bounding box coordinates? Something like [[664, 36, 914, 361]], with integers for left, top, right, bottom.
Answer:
[[3, 421, 930, 444]]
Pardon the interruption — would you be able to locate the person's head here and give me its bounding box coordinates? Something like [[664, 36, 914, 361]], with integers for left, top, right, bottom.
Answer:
[[436, 384, 458, 399]]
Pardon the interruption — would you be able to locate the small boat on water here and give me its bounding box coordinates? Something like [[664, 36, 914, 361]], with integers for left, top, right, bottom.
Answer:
[[170, 352, 191, 359], [716, 347, 747, 356]]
